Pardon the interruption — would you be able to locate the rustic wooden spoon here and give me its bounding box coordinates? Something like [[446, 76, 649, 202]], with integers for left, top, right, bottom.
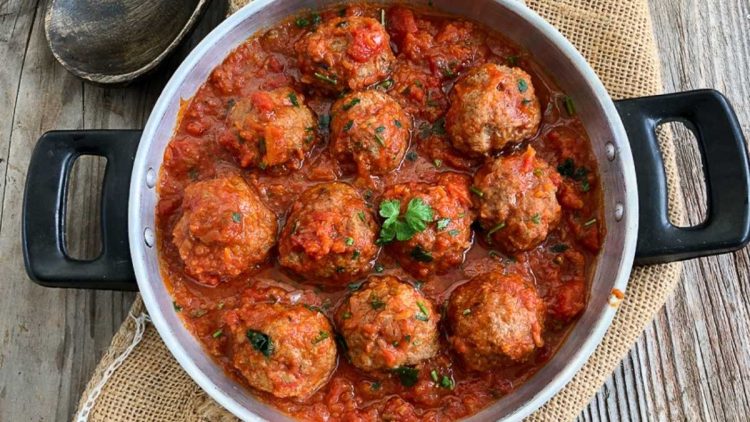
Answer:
[[44, 0, 209, 84]]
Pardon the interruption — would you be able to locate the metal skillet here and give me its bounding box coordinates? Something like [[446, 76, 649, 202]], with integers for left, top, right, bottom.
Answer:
[[22, 0, 750, 420]]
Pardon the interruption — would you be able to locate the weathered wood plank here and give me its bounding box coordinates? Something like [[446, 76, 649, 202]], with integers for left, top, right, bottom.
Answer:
[[580, 0, 750, 420]]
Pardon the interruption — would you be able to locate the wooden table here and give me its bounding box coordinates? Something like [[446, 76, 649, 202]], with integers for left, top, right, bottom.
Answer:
[[0, 1, 747, 420]]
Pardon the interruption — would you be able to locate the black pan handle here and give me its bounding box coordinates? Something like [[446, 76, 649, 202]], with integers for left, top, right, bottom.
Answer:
[[22, 130, 141, 290], [615, 89, 750, 265]]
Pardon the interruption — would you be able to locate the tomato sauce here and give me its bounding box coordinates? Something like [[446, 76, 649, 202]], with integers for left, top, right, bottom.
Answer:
[[156, 3, 603, 421]]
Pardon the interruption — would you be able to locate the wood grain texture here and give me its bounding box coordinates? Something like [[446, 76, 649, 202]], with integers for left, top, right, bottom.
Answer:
[[578, 0, 750, 421], [0, 0, 747, 421]]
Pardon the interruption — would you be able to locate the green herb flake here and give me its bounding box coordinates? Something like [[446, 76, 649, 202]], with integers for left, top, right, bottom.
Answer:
[[374, 262, 385, 273], [357, 211, 366, 222], [173, 301, 182, 312], [378, 79, 394, 90], [246, 330, 274, 357], [394, 119, 402, 128], [430, 370, 439, 383], [342, 311, 352, 320], [581, 179, 591, 192], [488, 222, 506, 236], [414, 280, 424, 290], [345, 237, 355, 246], [550, 244, 569, 253], [470, 186, 484, 197], [342, 97, 360, 111], [462, 308, 471, 316], [563, 95, 576, 116], [380, 9, 386, 26], [531, 213, 541, 224], [440, 375, 455, 390], [370, 295, 386, 310], [352, 250, 360, 260], [506, 55, 519, 66], [371, 381, 382, 391], [314, 72, 338, 85], [416, 302, 430, 321], [374, 133, 386, 147], [584, 217, 597, 227], [295, 17, 310, 27], [288, 92, 299, 107], [431, 117, 446, 135], [411, 246, 434, 263], [448, 229, 460, 237], [518, 79, 529, 93], [188, 168, 199, 180], [212, 329, 223, 338], [318, 114, 330, 129], [312, 330, 330, 344], [406, 151, 418, 162], [394, 366, 419, 387], [436, 218, 451, 231], [311, 13, 322, 26], [343, 120, 354, 131], [232, 212, 242, 223], [433, 159, 443, 168]]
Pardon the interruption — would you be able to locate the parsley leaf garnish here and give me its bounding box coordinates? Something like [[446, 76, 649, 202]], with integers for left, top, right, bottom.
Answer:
[[394, 366, 419, 387], [378, 198, 434, 243], [246, 330, 274, 357]]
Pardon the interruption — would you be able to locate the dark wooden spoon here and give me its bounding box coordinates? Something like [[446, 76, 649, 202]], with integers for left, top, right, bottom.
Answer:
[[44, 0, 209, 84]]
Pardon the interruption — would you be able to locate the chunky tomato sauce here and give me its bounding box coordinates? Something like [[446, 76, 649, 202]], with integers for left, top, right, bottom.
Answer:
[[156, 3, 603, 421]]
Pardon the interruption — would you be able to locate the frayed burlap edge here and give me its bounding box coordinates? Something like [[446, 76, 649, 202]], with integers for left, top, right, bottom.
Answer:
[[74, 0, 685, 421]]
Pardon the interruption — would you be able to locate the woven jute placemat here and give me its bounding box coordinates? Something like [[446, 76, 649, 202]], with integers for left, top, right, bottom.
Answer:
[[74, 1, 685, 421]]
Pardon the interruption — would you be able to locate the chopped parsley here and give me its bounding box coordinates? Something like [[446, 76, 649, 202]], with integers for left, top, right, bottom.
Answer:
[[342, 97, 360, 110], [550, 243, 569, 253], [288, 92, 299, 107], [295, 17, 310, 27], [557, 158, 589, 181], [563, 95, 576, 116], [232, 212, 242, 223], [394, 366, 419, 387], [342, 311, 352, 320], [188, 168, 198, 180], [246, 330, 274, 357], [371, 381, 382, 391], [343, 120, 354, 131], [411, 245, 434, 263], [370, 295, 386, 310], [518, 79, 528, 93], [378, 198, 434, 243], [212, 329, 223, 338], [374, 262, 385, 273], [312, 330, 330, 344], [173, 301, 182, 312], [318, 114, 330, 129], [440, 375, 455, 389], [374, 133, 386, 147], [531, 213, 541, 224], [394, 119, 402, 128], [433, 158, 443, 168], [462, 308, 471, 316], [345, 237, 354, 246], [352, 250, 360, 260], [506, 55, 519, 66], [470, 186, 484, 197], [584, 217, 598, 227], [406, 151, 418, 161], [430, 370, 439, 382], [377, 79, 394, 90], [436, 218, 451, 231], [314, 72, 338, 85], [448, 229, 460, 237], [416, 302, 430, 321], [348, 281, 364, 291], [488, 222, 506, 236]]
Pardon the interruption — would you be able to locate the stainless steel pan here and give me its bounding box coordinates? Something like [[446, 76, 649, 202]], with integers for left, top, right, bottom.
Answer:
[[22, 0, 750, 420]]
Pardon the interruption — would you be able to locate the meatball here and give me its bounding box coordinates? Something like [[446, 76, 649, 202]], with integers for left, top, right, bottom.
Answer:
[[172, 176, 277, 286], [446, 271, 545, 370], [380, 172, 474, 278], [224, 301, 336, 398], [296, 16, 395, 92], [335, 276, 439, 371], [330, 90, 411, 176], [219, 87, 316, 170], [278, 182, 379, 284], [446, 63, 541, 156], [473, 146, 561, 253]]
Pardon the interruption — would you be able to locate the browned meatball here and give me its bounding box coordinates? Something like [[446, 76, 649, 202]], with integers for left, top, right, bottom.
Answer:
[[278, 183, 379, 284], [446, 63, 541, 156], [446, 271, 545, 370], [219, 87, 316, 170], [223, 301, 336, 398], [473, 146, 561, 253], [335, 276, 439, 371], [172, 175, 277, 286], [380, 173, 474, 278], [296, 16, 395, 92], [330, 90, 411, 176]]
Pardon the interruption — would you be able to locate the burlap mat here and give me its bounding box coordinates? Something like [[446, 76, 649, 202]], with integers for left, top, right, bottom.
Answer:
[[74, 0, 685, 421]]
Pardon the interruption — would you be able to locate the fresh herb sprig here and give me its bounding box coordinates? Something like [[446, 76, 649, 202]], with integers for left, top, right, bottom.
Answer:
[[378, 198, 434, 243]]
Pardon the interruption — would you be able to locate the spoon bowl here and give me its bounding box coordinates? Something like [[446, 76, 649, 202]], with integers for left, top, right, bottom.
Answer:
[[45, 0, 209, 84]]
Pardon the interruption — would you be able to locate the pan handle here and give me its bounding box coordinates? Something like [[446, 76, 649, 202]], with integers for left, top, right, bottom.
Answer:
[[22, 130, 141, 290], [615, 89, 750, 265]]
